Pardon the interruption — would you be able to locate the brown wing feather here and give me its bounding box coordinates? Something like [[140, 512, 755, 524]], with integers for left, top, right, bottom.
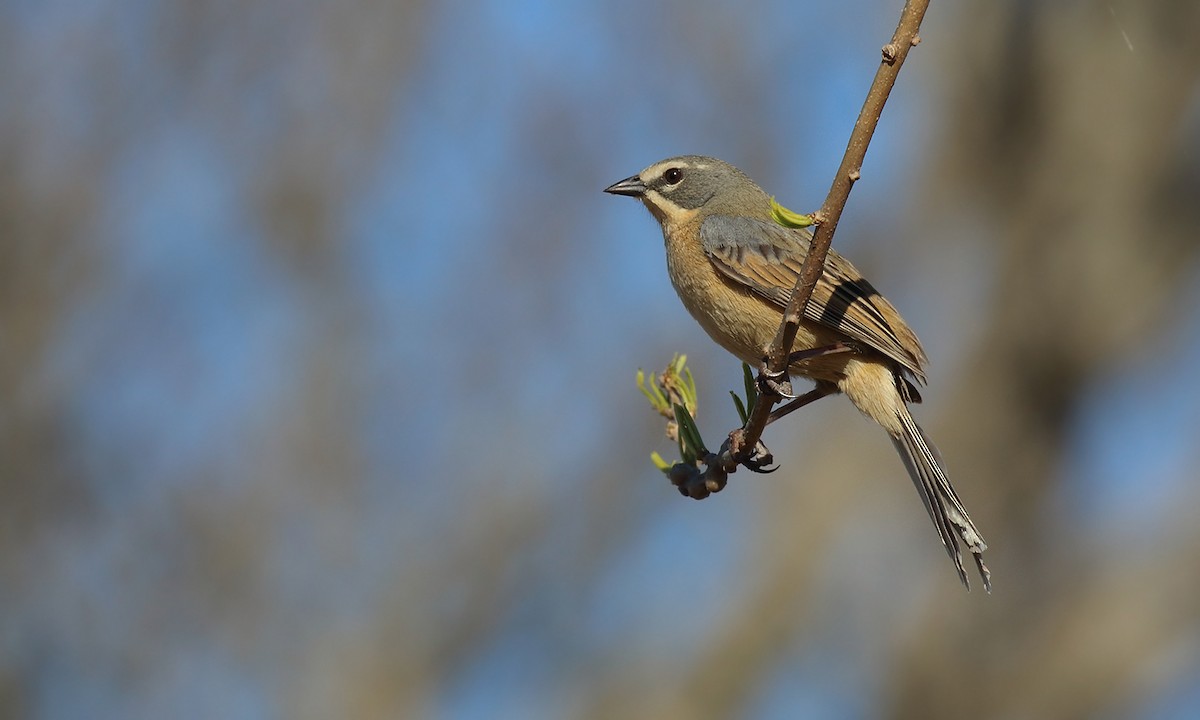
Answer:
[[700, 215, 928, 383]]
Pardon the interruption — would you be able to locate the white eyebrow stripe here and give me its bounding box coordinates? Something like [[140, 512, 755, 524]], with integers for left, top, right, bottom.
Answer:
[[644, 160, 694, 177]]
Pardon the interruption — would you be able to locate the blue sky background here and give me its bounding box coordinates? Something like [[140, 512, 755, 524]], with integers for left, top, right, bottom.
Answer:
[[5, 0, 1200, 718]]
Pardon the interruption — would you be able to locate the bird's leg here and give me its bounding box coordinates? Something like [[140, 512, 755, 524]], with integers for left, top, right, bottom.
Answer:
[[758, 342, 856, 399], [740, 342, 856, 472], [766, 382, 836, 426], [788, 341, 856, 365]]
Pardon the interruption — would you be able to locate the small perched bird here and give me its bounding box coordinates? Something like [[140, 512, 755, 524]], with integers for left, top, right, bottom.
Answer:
[[606, 155, 989, 590]]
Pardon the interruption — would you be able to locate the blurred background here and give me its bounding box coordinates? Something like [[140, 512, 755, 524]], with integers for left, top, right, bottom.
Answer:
[[4, 0, 1200, 718]]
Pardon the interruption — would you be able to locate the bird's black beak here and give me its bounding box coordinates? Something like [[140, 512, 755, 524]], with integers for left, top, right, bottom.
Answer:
[[604, 175, 647, 197]]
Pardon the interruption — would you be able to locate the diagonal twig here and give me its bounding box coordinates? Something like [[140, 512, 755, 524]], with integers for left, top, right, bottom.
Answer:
[[703, 0, 932, 484]]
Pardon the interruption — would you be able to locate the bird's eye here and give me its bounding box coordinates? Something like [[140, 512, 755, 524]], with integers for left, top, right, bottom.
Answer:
[[663, 167, 683, 185]]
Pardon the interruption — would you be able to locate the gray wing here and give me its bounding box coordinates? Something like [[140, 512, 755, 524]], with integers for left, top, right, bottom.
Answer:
[[700, 214, 928, 383]]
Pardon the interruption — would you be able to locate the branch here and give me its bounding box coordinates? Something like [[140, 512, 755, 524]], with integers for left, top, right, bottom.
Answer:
[[680, 0, 932, 496]]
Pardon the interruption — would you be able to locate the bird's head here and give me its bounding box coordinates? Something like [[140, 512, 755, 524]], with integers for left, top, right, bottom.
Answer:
[[604, 155, 772, 226]]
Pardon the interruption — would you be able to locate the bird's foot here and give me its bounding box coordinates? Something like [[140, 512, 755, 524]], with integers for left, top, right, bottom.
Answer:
[[757, 343, 855, 401], [758, 366, 795, 399], [726, 430, 777, 473]]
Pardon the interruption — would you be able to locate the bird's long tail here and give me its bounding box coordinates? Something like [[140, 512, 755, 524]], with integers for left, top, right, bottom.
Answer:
[[890, 406, 990, 592]]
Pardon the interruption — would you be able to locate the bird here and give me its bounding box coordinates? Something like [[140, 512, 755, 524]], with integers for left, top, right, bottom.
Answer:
[[605, 155, 990, 591]]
